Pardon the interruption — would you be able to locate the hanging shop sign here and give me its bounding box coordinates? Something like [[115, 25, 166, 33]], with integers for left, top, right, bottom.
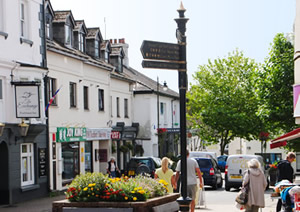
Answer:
[[56, 127, 86, 142], [111, 131, 120, 140], [15, 84, 40, 118], [86, 128, 111, 141]]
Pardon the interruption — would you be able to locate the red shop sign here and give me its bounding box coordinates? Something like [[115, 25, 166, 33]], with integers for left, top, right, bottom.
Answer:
[[111, 131, 120, 139]]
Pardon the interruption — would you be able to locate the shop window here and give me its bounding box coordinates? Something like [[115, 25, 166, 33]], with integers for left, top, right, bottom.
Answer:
[[62, 143, 79, 182], [124, 98, 128, 118], [85, 142, 92, 173], [69, 82, 77, 108], [83, 86, 89, 110], [21, 143, 34, 186], [98, 89, 104, 111], [116, 97, 120, 117]]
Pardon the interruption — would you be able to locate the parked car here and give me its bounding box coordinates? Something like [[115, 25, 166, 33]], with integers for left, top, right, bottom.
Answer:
[[190, 151, 217, 160], [225, 154, 269, 191], [217, 155, 228, 172], [126, 157, 161, 178], [195, 157, 223, 190]]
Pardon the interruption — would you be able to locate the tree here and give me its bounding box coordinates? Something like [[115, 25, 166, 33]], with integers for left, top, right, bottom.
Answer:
[[258, 33, 295, 134], [187, 50, 261, 155]]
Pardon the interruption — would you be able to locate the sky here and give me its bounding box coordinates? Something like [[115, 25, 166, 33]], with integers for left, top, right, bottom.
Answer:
[[49, 0, 296, 92]]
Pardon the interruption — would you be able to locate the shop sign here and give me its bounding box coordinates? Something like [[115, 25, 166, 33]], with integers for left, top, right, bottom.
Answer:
[[86, 128, 111, 140], [122, 132, 136, 140], [111, 131, 120, 140], [56, 127, 86, 142], [15, 85, 40, 118]]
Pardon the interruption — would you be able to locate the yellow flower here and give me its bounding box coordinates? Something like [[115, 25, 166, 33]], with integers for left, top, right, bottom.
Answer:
[[105, 183, 109, 187], [137, 187, 143, 190], [131, 191, 135, 193], [83, 187, 88, 191], [134, 188, 138, 191], [91, 188, 94, 191], [124, 196, 128, 200], [138, 190, 145, 194], [133, 197, 137, 201], [92, 193, 94, 195], [88, 183, 96, 187]]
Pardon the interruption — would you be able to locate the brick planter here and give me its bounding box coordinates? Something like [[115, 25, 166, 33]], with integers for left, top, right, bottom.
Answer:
[[52, 193, 180, 212]]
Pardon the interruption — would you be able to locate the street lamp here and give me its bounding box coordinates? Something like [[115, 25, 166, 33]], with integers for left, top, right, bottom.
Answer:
[[19, 119, 29, 137]]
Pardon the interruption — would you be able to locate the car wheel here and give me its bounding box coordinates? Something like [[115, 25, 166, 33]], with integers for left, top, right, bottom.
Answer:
[[136, 164, 150, 176], [217, 177, 223, 188]]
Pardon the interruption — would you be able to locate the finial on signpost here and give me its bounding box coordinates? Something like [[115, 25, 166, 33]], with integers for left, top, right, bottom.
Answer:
[[178, 1, 186, 17]]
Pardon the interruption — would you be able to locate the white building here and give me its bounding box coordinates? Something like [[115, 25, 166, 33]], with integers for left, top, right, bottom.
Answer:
[[0, 0, 48, 204]]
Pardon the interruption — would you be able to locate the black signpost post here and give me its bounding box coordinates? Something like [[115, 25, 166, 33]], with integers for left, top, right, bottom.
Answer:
[[140, 2, 190, 211]]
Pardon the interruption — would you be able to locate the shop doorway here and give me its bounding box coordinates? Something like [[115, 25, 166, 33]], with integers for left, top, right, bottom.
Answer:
[[62, 143, 79, 184], [0, 141, 9, 204]]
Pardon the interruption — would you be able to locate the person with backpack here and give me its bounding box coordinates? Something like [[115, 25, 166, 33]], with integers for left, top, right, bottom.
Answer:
[[106, 157, 120, 178]]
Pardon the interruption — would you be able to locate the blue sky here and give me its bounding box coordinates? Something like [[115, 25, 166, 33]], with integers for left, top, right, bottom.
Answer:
[[50, 0, 296, 92]]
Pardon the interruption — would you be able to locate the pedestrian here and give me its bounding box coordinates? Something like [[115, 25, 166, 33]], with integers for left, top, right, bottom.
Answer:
[[242, 158, 267, 212], [155, 157, 175, 193], [174, 149, 204, 212], [276, 152, 296, 212], [106, 157, 120, 178]]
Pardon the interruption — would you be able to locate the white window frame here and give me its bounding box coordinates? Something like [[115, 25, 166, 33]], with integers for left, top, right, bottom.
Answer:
[[124, 98, 128, 118], [116, 97, 120, 117], [21, 143, 34, 186], [95, 40, 99, 58], [20, 1, 27, 38], [78, 32, 84, 52], [98, 89, 104, 111], [65, 24, 72, 46], [70, 82, 77, 108]]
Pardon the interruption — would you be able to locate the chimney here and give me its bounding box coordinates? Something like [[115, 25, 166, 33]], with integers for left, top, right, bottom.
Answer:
[[114, 39, 117, 44], [110, 39, 113, 43]]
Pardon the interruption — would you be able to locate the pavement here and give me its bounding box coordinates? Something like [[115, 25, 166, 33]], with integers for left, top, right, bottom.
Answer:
[[1, 176, 300, 212]]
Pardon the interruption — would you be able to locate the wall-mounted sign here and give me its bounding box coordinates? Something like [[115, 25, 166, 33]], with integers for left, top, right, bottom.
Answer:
[[86, 128, 111, 140], [111, 131, 120, 140], [39, 148, 46, 177], [56, 127, 86, 142], [15, 85, 40, 118]]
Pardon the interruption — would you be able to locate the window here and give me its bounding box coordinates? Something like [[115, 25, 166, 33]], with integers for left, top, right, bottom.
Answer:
[[110, 96, 112, 117], [47, 78, 57, 105], [45, 14, 52, 39], [65, 24, 72, 46], [21, 143, 34, 186], [124, 98, 128, 118], [83, 86, 89, 110], [20, 1, 26, 37], [95, 40, 99, 58], [69, 82, 77, 107], [116, 97, 120, 117], [84, 142, 92, 173], [62, 143, 79, 182], [118, 57, 123, 73], [98, 89, 104, 111], [0, 0, 4, 32], [0, 79, 2, 99], [78, 32, 84, 52], [160, 102, 164, 115], [104, 50, 109, 62]]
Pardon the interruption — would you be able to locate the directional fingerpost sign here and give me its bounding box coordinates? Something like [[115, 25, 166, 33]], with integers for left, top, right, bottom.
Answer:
[[141, 40, 184, 70]]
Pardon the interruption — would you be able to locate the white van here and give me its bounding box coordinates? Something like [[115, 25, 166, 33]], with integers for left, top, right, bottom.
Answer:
[[189, 151, 217, 160], [225, 154, 269, 191]]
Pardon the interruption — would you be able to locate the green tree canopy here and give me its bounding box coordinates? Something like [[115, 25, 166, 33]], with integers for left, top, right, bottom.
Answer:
[[187, 50, 261, 155]]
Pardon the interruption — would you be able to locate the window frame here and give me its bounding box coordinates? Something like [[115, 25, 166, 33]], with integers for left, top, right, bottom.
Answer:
[[78, 31, 85, 52], [95, 39, 99, 58], [65, 24, 72, 47], [69, 82, 77, 108], [83, 86, 89, 110], [48, 78, 57, 106], [21, 143, 35, 186], [20, 1, 27, 38], [124, 98, 128, 118], [98, 89, 104, 111]]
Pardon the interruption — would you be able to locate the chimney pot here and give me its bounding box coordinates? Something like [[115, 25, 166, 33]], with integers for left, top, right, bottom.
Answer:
[[110, 39, 112, 43], [114, 39, 117, 43]]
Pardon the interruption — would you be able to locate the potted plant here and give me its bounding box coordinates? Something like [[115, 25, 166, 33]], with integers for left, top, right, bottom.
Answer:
[[268, 161, 278, 186]]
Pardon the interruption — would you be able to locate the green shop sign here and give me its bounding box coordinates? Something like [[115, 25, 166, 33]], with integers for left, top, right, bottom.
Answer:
[[56, 127, 86, 142]]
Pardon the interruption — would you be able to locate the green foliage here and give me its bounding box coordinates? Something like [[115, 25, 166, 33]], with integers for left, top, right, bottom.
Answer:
[[259, 33, 296, 134], [65, 172, 168, 202], [187, 49, 260, 154]]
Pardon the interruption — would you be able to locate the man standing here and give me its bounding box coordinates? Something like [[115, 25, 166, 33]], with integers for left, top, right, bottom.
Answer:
[[175, 149, 204, 212], [276, 152, 296, 212]]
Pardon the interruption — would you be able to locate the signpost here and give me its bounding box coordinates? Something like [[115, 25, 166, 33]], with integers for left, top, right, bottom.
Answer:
[[140, 2, 190, 211]]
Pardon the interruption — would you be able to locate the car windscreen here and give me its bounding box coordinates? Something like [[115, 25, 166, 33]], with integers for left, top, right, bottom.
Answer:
[[133, 159, 152, 168], [196, 159, 212, 168]]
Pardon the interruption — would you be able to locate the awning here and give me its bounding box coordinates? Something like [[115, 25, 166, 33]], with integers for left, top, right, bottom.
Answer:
[[270, 128, 300, 149]]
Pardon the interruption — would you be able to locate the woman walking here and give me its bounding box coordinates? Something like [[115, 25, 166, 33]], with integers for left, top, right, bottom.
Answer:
[[155, 157, 175, 193], [242, 158, 267, 212], [106, 157, 120, 178]]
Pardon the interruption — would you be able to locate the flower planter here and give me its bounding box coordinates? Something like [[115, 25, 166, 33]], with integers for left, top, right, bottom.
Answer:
[[269, 169, 278, 186], [52, 193, 180, 212]]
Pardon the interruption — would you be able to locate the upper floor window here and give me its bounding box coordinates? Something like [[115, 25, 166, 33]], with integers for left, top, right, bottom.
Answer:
[[98, 89, 104, 111], [20, 1, 27, 38], [45, 14, 52, 39], [118, 57, 123, 73], [65, 24, 72, 46], [124, 98, 128, 118], [116, 97, 120, 117], [104, 50, 109, 63], [83, 86, 89, 110], [78, 32, 84, 52], [21, 143, 34, 186], [0, 79, 2, 99], [69, 82, 77, 108], [110, 96, 112, 117], [95, 40, 99, 58], [47, 78, 57, 105]]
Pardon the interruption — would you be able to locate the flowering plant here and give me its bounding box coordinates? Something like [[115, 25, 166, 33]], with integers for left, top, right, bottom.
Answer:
[[65, 172, 168, 202], [157, 128, 167, 135], [268, 161, 279, 172]]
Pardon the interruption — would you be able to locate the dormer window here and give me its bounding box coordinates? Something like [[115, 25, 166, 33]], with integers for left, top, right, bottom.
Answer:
[[118, 57, 123, 73], [95, 39, 99, 58], [104, 50, 109, 63], [65, 24, 72, 46], [78, 32, 84, 51]]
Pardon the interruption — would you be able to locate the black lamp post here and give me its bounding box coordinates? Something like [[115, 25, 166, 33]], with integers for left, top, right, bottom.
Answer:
[[175, 2, 191, 211]]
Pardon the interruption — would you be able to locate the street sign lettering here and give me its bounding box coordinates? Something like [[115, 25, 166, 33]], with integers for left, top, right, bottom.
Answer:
[[142, 60, 185, 70], [141, 40, 180, 61]]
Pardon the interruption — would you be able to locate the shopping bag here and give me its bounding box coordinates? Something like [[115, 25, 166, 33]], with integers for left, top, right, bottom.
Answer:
[[198, 187, 206, 207], [235, 186, 249, 205]]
